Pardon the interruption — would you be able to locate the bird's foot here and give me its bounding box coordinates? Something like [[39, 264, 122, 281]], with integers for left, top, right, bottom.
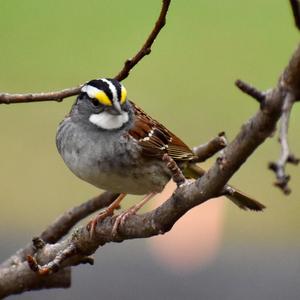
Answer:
[[112, 192, 156, 237], [87, 208, 114, 237], [86, 193, 127, 238], [112, 207, 136, 236]]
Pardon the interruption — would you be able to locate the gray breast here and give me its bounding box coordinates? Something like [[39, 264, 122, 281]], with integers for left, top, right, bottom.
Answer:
[[56, 118, 171, 195]]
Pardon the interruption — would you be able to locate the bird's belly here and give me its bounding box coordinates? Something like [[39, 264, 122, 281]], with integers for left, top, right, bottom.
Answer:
[[88, 164, 169, 194], [58, 124, 171, 195], [72, 157, 170, 195]]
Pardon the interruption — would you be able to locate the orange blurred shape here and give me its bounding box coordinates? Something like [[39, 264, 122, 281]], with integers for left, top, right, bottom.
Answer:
[[147, 181, 225, 273]]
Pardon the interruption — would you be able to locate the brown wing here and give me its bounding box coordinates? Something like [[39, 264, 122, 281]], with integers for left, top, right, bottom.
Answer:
[[128, 101, 196, 162]]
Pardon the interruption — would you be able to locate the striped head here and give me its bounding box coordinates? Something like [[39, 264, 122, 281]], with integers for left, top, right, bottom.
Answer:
[[78, 78, 130, 130]]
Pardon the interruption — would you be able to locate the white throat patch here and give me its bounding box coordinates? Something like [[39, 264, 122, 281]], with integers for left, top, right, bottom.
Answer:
[[89, 111, 129, 130]]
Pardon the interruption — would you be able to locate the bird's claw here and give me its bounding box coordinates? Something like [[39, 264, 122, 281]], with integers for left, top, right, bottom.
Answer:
[[112, 209, 135, 237], [87, 209, 113, 238]]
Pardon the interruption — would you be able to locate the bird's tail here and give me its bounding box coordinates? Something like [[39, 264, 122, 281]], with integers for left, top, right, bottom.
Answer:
[[185, 164, 265, 211]]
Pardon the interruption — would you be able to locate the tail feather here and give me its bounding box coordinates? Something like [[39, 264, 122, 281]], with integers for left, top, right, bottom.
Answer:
[[186, 164, 266, 211], [226, 188, 265, 211]]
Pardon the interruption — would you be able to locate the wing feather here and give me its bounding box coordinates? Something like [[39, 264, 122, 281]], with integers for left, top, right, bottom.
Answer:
[[128, 101, 196, 162]]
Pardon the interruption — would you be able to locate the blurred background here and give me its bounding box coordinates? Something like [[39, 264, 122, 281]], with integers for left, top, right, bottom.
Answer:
[[1, 0, 300, 299]]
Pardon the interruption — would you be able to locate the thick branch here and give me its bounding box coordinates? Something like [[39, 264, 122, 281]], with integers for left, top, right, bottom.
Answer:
[[23, 83, 284, 278], [40, 192, 119, 244], [0, 137, 226, 297], [2, 2, 300, 299], [0, 192, 118, 269], [18, 43, 300, 297], [0, 263, 71, 297], [2, 39, 293, 296], [0, 0, 171, 105], [281, 43, 300, 99]]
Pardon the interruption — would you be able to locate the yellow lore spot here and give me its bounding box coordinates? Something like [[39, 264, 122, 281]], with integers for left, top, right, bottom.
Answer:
[[94, 91, 112, 106], [120, 86, 127, 104]]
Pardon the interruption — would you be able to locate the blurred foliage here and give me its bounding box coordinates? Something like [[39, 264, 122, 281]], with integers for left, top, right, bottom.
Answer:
[[0, 0, 299, 243]]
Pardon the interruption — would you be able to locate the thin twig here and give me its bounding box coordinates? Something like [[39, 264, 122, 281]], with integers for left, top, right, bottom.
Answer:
[[114, 0, 171, 81], [27, 244, 78, 276], [192, 132, 227, 163], [0, 0, 171, 105], [0, 86, 82, 105], [269, 93, 299, 194], [290, 0, 300, 30], [235, 79, 266, 105]]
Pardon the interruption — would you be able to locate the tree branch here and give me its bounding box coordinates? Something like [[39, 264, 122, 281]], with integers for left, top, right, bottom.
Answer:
[[0, 265, 71, 297], [0, 138, 221, 297], [268, 93, 299, 194], [114, 0, 171, 81], [0, 0, 170, 105], [0, 192, 118, 269], [0, 86, 82, 105], [2, 1, 300, 298], [235, 79, 266, 105], [237, 39, 300, 194], [2, 40, 299, 298], [192, 132, 227, 163], [290, 0, 300, 30], [14, 82, 283, 289]]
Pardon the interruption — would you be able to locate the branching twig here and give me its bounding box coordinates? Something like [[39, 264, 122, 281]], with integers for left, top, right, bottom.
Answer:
[[0, 0, 170, 105], [27, 244, 78, 276], [268, 93, 299, 194], [237, 71, 300, 194]]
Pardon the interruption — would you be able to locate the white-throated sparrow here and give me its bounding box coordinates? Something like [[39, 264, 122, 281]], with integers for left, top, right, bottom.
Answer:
[[56, 78, 265, 232]]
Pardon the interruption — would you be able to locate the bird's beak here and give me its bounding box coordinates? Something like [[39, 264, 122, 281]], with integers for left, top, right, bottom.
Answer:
[[107, 101, 122, 115]]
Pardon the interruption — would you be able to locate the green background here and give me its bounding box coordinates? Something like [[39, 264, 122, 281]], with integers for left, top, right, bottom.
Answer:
[[1, 1, 300, 299]]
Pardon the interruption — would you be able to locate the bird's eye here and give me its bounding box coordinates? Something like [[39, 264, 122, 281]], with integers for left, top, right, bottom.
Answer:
[[91, 99, 100, 106]]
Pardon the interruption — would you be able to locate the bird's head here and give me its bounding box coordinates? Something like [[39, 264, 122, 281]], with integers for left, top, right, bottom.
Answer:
[[74, 78, 130, 130]]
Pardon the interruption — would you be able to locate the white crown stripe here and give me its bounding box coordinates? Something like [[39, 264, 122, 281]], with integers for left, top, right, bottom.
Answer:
[[101, 79, 118, 104], [81, 85, 100, 99]]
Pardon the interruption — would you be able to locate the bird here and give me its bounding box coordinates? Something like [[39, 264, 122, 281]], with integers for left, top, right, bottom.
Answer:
[[56, 78, 265, 234]]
